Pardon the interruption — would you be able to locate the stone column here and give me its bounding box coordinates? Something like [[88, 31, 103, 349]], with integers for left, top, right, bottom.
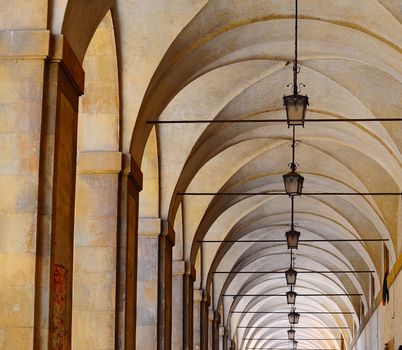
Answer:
[[224, 331, 229, 350], [193, 290, 203, 350], [200, 292, 210, 350], [219, 327, 225, 350], [208, 309, 214, 349], [184, 263, 196, 350], [226, 337, 232, 350], [124, 157, 143, 350], [158, 222, 175, 350], [212, 312, 220, 350], [136, 218, 161, 349], [172, 260, 185, 350], [0, 29, 49, 349], [72, 152, 121, 349], [33, 35, 85, 349]]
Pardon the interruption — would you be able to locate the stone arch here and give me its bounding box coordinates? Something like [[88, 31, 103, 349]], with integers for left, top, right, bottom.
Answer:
[[72, 11, 120, 349], [62, 0, 114, 62], [136, 127, 161, 349]]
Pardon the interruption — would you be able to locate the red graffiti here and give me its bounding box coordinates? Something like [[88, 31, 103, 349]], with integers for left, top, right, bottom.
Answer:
[[53, 264, 68, 350]]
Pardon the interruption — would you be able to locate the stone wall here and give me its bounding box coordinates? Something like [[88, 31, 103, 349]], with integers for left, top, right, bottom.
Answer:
[[352, 257, 402, 350]]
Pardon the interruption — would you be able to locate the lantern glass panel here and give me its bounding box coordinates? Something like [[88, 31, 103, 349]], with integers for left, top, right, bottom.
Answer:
[[288, 312, 300, 324], [286, 229, 300, 250], [285, 267, 297, 286], [284, 95, 309, 126], [288, 329, 296, 340], [283, 171, 304, 196], [286, 291, 297, 305]]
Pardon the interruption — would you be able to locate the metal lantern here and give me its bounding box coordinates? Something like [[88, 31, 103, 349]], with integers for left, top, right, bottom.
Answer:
[[288, 328, 296, 340], [283, 169, 304, 196], [284, 0, 309, 128], [285, 267, 298, 286], [284, 94, 309, 127], [286, 290, 297, 305], [290, 340, 298, 350], [286, 229, 300, 250], [288, 311, 300, 324]]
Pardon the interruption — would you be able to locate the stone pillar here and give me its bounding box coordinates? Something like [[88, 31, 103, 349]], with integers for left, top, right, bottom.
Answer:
[[226, 337, 232, 350], [224, 331, 230, 350], [136, 218, 161, 349], [219, 327, 225, 350], [212, 312, 220, 350], [72, 152, 121, 349], [208, 309, 214, 349], [158, 222, 175, 350], [0, 29, 49, 349], [33, 35, 85, 349], [124, 157, 143, 349], [184, 263, 196, 350], [193, 290, 203, 350], [172, 260, 186, 350], [200, 292, 210, 350]]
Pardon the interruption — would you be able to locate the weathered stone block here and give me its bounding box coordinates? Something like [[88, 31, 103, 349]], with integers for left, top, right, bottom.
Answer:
[[0, 253, 35, 286], [74, 216, 117, 247], [77, 151, 121, 174], [72, 272, 115, 312], [0, 133, 40, 176], [137, 238, 158, 280], [0, 326, 33, 350], [72, 310, 115, 349], [0, 213, 36, 253], [75, 175, 118, 216], [74, 246, 116, 273], [0, 285, 34, 327], [0, 176, 38, 212]]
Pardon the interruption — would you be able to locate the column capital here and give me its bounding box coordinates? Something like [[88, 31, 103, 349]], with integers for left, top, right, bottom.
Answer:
[[161, 220, 175, 246], [77, 151, 122, 174], [49, 35, 85, 95], [194, 289, 203, 302], [202, 290, 211, 306], [208, 309, 215, 321], [138, 218, 161, 237], [125, 154, 143, 192], [0, 29, 49, 59], [185, 261, 197, 281], [173, 260, 186, 275], [214, 311, 221, 324]]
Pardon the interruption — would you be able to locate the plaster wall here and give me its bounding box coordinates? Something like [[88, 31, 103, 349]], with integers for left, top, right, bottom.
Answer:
[[353, 269, 402, 350]]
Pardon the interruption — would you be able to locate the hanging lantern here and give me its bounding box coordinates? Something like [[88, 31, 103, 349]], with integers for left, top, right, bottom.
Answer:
[[283, 0, 309, 128], [286, 290, 297, 305], [286, 229, 300, 250], [290, 340, 298, 350], [283, 168, 304, 196], [284, 94, 309, 127], [285, 267, 298, 286], [288, 311, 300, 324], [288, 328, 296, 340]]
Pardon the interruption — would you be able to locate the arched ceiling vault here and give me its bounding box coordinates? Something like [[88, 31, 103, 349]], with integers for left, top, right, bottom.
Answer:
[[13, 0, 396, 348], [121, 0, 402, 347]]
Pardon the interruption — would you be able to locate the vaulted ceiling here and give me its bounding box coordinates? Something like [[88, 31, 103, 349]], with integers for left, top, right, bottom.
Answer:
[[63, 1, 402, 349], [133, 1, 402, 349]]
